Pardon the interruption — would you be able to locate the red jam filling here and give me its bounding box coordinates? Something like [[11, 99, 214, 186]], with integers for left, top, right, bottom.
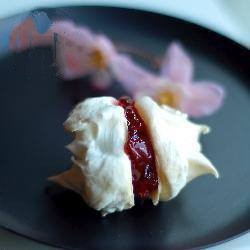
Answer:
[[118, 96, 158, 199]]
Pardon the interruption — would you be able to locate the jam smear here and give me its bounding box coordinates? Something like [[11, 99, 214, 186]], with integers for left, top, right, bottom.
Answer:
[[118, 96, 158, 199]]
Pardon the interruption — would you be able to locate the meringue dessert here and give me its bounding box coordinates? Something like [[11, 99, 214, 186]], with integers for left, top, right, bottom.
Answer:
[[49, 96, 219, 216]]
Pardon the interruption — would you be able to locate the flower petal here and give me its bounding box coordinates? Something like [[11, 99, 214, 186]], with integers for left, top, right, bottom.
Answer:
[[9, 18, 51, 51], [51, 23, 117, 80], [90, 71, 112, 91], [160, 42, 193, 84], [51, 21, 94, 48], [94, 35, 116, 62], [111, 55, 158, 96], [57, 50, 90, 80], [51, 22, 115, 81], [179, 81, 225, 117]]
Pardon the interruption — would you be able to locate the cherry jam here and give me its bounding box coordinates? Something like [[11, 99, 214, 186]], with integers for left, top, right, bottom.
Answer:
[[118, 96, 158, 198]]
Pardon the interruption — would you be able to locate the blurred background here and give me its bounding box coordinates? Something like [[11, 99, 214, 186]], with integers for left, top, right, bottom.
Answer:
[[0, 0, 249, 249], [0, 0, 250, 48]]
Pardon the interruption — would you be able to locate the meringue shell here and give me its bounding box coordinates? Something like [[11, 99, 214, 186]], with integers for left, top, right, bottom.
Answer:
[[49, 96, 219, 215], [50, 97, 134, 216], [134, 96, 219, 204]]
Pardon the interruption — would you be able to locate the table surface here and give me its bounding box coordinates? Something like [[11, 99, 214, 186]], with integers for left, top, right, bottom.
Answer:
[[0, 0, 249, 249]]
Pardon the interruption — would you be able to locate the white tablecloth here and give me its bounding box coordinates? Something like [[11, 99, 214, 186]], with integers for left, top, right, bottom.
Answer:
[[0, 1, 249, 249]]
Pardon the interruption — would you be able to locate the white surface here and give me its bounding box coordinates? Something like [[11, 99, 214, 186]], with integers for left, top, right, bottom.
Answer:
[[0, 0, 250, 48], [0, 0, 249, 249]]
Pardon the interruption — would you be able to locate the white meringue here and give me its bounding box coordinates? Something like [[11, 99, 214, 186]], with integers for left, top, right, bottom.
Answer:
[[49, 97, 134, 216], [49, 96, 219, 215], [135, 96, 219, 204]]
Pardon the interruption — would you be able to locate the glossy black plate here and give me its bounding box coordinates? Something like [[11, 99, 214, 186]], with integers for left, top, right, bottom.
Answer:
[[0, 6, 249, 250]]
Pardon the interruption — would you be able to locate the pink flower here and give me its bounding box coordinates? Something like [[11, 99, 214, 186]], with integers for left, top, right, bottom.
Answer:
[[113, 42, 225, 118], [9, 16, 224, 118], [9, 18, 118, 89]]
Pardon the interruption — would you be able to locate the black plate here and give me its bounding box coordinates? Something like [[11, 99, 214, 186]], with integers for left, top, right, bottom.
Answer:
[[0, 6, 249, 250]]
